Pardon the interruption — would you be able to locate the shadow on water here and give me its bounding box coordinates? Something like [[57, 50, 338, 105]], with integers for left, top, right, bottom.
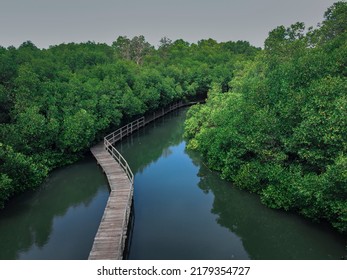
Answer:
[[0, 156, 109, 260], [122, 108, 346, 260]]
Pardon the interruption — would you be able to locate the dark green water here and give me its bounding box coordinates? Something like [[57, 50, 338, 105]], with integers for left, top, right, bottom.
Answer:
[[117, 108, 347, 260], [0, 108, 345, 260], [0, 157, 109, 260]]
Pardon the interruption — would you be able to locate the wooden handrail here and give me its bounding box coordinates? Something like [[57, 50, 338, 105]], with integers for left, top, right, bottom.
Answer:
[[105, 117, 145, 145], [103, 100, 195, 184]]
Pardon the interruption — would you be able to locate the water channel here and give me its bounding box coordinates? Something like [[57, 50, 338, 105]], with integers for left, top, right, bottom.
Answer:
[[0, 107, 346, 259]]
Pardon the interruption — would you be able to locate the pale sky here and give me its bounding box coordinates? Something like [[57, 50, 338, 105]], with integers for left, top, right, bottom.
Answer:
[[0, 0, 338, 49]]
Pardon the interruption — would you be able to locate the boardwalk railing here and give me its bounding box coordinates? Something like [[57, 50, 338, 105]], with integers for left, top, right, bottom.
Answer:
[[144, 100, 184, 124], [104, 117, 146, 185], [104, 141, 135, 185], [105, 117, 145, 145], [103, 100, 186, 184]]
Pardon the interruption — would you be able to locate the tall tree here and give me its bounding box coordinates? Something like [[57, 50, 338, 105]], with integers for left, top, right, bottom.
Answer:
[[112, 36, 131, 60], [130, 35, 152, 65]]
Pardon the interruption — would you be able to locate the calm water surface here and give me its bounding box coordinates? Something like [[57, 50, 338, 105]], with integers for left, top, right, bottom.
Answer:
[[117, 108, 346, 260], [0, 157, 108, 259], [0, 108, 345, 259]]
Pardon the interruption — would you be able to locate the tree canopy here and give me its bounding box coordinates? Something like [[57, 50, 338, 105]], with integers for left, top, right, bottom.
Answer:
[[0, 34, 259, 208]]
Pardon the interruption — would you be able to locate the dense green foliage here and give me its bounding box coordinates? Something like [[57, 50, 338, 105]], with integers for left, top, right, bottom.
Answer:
[[0, 34, 258, 208], [184, 2, 347, 233], [2, 2, 344, 235]]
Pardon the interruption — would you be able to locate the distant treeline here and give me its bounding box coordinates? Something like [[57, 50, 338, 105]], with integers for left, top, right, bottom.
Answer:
[[0, 32, 258, 207], [184, 2, 347, 233]]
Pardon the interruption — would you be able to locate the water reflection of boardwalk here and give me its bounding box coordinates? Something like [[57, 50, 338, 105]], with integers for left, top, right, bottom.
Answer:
[[89, 143, 132, 260]]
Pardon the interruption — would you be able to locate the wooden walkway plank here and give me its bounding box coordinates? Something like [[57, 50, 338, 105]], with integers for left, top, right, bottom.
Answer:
[[88, 142, 133, 260]]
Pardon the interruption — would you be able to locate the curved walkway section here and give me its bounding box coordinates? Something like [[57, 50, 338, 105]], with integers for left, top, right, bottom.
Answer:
[[89, 100, 196, 260], [89, 142, 133, 260]]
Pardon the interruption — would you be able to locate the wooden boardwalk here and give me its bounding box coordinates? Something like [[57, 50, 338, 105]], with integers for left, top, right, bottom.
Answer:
[[88, 100, 201, 260], [88, 142, 133, 260]]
